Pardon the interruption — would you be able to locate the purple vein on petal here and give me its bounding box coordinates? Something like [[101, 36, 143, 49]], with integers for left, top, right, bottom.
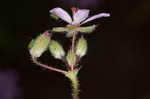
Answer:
[[72, 9, 89, 25]]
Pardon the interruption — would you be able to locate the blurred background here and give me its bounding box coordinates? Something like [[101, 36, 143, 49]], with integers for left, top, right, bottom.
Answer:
[[0, 0, 150, 99]]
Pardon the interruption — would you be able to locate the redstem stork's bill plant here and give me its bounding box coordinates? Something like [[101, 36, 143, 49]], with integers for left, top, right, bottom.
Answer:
[[28, 7, 110, 99]]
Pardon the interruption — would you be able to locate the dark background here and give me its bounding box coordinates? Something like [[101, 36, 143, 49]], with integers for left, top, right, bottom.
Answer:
[[0, 0, 150, 99]]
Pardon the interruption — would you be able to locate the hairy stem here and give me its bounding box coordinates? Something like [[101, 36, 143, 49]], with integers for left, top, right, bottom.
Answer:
[[71, 31, 77, 71], [72, 77, 79, 99], [66, 70, 79, 99], [32, 57, 67, 74]]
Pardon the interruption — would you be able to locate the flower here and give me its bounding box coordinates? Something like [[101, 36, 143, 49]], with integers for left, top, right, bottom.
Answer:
[[50, 7, 110, 26], [50, 7, 110, 37]]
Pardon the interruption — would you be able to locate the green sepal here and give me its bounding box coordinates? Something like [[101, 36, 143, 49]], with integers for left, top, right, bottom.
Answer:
[[50, 14, 59, 20], [76, 25, 97, 33], [66, 49, 76, 66], [52, 27, 68, 32], [65, 25, 78, 38], [28, 39, 35, 49], [52, 27, 75, 38]]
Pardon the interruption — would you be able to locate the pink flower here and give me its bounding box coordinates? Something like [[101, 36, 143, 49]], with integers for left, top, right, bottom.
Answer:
[[50, 7, 110, 37], [50, 7, 110, 26]]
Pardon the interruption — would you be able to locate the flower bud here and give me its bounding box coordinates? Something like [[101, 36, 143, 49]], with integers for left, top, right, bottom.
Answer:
[[28, 39, 35, 49], [66, 49, 76, 66], [29, 32, 50, 58], [75, 36, 87, 57], [49, 40, 65, 59]]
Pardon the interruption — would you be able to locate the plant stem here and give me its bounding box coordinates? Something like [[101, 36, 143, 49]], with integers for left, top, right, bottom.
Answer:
[[72, 76, 79, 99], [62, 57, 71, 70], [32, 57, 67, 75], [66, 70, 79, 99], [71, 31, 77, 71]]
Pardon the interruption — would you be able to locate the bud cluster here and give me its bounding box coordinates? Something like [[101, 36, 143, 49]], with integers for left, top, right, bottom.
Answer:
[[28, 31, 87, 69]]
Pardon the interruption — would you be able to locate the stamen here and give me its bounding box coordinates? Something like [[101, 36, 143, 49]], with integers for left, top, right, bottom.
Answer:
[[71, 7, 78, 12]]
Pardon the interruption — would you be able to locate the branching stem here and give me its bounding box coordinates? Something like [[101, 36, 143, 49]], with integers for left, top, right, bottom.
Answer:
[[32, 57, 67, 74]]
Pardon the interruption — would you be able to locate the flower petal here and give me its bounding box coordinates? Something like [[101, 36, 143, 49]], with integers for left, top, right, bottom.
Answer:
[[50, 7, 72, 23], [72, 9, 89, 25], [81, 13, 110, 25]]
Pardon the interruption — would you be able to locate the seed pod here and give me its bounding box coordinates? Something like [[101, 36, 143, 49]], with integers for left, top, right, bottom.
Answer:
[[75, 36, 87, 57], [29, 32, 50, 58], [66, 49, 76, 67], [49, 40, 65, 59]]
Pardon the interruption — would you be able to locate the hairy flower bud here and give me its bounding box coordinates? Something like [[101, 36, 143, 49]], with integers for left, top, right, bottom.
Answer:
[[66, 49, 76, 66], [75, 36, 87, 57], [49, 40, 65, 59], [29, 32, 50, 58], [28, 39, 35, 49]]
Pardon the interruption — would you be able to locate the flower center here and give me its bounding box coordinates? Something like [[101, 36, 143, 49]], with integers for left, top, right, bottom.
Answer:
[[67, 25, 77, 31]]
